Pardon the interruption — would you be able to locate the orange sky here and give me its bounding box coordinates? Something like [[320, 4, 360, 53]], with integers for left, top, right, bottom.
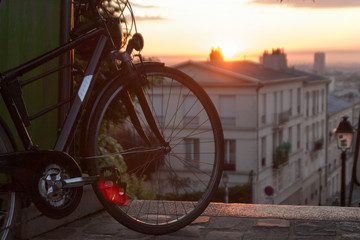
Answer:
[[132, 0, 360, 65]]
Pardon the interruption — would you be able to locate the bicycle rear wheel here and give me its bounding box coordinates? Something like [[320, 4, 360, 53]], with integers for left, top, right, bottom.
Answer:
[[0, 121, 20, 240], [87, 64, 224, 234]]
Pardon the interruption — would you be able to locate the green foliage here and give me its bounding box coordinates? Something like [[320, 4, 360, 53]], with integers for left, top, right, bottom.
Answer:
[[275, 142, 291, 161], [274, 142, 291, 168], [158, 184, 252, 203], [212, 184, 252, 203], [98, 121, 157, 200], [98, 133, 127, 173], [209, 47, 224, 62], [123, 174, 157, 200]]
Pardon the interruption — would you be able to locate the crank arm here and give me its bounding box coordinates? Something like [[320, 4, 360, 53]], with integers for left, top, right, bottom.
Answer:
[[62, 176, 99, 188]]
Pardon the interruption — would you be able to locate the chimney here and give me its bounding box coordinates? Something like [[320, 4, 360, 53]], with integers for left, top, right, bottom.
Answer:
[[262, 48, 287, 71]]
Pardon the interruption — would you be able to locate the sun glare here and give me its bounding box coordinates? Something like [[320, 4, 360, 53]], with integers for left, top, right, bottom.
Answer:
[[220, 42, 239, 59]]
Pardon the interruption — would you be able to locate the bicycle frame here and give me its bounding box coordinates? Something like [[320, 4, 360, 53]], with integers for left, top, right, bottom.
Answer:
[[0, 28, 107, 151], [0, 0, 169, 196]]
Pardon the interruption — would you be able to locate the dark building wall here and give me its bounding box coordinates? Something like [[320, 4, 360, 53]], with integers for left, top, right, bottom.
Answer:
[[0, 1, 61, 149]]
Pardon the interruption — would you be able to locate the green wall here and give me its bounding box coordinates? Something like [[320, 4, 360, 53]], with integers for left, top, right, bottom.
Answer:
[[0, 1, 61, 149]]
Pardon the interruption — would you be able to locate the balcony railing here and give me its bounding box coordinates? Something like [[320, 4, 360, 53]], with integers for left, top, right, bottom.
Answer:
[[312, 138, 324, 152], [278, 109, 291, 124], [273, 153, 289, 169], [273, 109, 291, 126]]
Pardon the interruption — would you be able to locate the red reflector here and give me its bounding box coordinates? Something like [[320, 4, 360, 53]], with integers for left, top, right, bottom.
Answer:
[[98, 181, 129, 205]]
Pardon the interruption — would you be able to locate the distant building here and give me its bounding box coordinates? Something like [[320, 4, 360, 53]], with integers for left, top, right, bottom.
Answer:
[[314, 52, 325, 75], [262, 48, 287, 71], [175, 51, 331, 205]]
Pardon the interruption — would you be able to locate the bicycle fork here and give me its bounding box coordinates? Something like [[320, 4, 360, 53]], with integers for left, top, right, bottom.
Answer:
[[117, 50, 167, 148], [120, 87, 167, 147]]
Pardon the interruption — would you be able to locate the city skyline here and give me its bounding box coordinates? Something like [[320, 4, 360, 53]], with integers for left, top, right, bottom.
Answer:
[[132, 0, 360, 64]]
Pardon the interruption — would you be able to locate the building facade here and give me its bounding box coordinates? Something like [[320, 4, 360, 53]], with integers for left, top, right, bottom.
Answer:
[[175, 55, 330, 205]]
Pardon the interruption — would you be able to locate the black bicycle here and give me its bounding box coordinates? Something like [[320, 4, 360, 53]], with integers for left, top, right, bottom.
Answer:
[[0, 0, 224, 238]]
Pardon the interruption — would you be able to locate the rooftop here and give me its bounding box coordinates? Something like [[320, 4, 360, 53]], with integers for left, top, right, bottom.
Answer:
[[176, 60, 328, 84], [328, 94, 353, 116]]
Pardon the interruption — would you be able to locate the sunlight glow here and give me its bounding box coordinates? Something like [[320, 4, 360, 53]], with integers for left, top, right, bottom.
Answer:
[[220, 42, 239, 59], [136, 0, 360, 64]]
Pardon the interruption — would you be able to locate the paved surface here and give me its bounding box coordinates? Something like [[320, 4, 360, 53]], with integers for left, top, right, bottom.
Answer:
[[31, 203, 360, 240]]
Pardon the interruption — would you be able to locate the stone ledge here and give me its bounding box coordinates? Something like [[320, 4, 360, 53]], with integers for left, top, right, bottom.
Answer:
[[203, 203, 360, 222], [17, 201, 360, 239]]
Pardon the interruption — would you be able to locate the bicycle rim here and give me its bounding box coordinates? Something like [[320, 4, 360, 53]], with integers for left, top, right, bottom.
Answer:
[[88, 65, 224, 234], [0, 124, 19, 240]]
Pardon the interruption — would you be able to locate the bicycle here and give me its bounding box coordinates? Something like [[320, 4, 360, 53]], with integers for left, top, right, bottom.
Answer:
[[0, 0, 224, 238]]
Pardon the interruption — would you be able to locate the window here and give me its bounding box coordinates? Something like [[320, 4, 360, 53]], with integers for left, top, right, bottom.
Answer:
[[316, 122, 319, 139], [278, 168, 283, 190], [219, 96, 236, 127], [261, 137, 266, 167], [184, 138, 200, 169], [321, 89, 325, 112], [273, 132, 277, 152], [288, 126, 292, 146], [306, 92, 309, 117], [297, 88, 301, 114], [312, 91, 316, 115], [296, 159, 301, 179], [184, 95, 199, 126], [297, 124, 301, 150], [279, 129, 283, 144], [306, 125, 309, 151], [317, 90, 320, 114], [151, 95, 164, 124], [289, 89, 293, 116], [224, 140, 236, 171], [261, 94, 266, 124], [274, 92, 278, 116], [312, 123, 315, 142]]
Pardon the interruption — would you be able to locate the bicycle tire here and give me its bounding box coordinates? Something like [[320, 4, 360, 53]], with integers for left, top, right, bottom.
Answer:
[[86, 64, 224, 234], [0, 121, 20, 240]]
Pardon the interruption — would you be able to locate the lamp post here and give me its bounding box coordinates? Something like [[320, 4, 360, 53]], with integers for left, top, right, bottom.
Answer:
[[334, 116, 354, 206], [222, 173, 229, 203]]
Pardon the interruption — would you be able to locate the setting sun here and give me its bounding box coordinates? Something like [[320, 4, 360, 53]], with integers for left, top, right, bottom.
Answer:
[[220, 42, 239, 59]]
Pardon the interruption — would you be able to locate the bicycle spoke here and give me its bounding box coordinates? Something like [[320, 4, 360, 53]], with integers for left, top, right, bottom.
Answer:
[[90, 65, 223, 234]]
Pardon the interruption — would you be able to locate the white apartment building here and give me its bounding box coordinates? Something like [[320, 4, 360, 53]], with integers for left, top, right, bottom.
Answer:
[[175, 52, 330, 205], [327, 95, 354, 204]]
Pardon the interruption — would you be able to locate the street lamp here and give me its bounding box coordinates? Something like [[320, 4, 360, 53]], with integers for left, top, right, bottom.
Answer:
[[334, 116, 354, 206], [222, 173, 229, 203]]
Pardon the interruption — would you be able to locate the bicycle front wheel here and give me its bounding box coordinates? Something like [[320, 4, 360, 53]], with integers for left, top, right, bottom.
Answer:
[[87, 64, 224, 234]]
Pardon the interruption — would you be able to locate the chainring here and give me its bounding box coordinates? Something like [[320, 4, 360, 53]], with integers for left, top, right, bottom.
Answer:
[[31, 153, 83, 219]]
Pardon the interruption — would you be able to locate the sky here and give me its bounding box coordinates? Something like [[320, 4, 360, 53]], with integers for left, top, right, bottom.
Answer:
[[129, 0, 360, 65]]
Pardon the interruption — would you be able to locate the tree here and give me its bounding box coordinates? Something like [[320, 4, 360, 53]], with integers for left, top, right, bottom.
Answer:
[[209, 47, 224, 62]]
